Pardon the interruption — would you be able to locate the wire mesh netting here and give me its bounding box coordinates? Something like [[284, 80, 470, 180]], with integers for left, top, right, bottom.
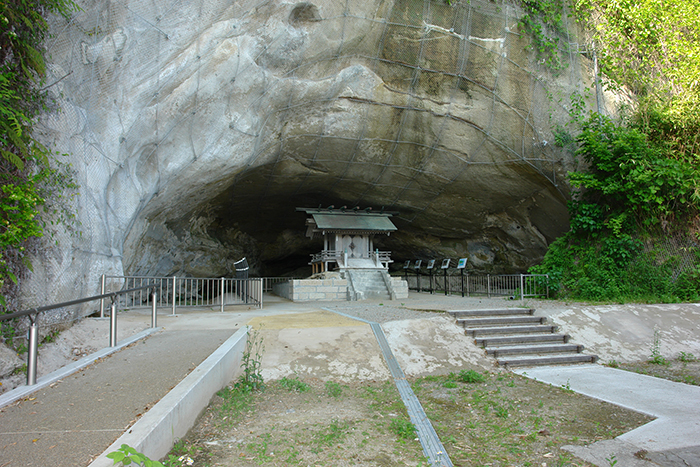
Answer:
[[28, 0, 621, 309]]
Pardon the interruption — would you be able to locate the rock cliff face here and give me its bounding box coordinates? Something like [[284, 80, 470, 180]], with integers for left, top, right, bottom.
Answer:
[[28, 0, 597, 304]]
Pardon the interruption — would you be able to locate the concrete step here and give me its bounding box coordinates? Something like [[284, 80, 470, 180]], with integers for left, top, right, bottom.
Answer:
[[476, 333, 570, 347], [457, 316, 546, 327], [466, 324, 558, 336], [449, 308, 534, 318], [486, 343, 584, 357], [498, 354, 599, 367]]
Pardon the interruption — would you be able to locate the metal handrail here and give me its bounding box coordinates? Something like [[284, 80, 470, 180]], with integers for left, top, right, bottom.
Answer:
[[0, 283, 158, 386], [0, 284, 157, 322]]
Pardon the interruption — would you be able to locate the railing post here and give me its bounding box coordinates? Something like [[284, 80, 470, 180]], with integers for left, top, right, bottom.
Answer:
[[151, 291, 157, 328], [520, 274, 525, 301], [220, 277, 225, 313], [109, 301, 118, 347], [487, 274, 491, 298], [100, 274, 106, 318], [26, 315, 39, 386], [171, 276, 177, 316]]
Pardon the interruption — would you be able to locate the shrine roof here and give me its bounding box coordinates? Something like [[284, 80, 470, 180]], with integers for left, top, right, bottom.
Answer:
[[296, 207, 398, 232]]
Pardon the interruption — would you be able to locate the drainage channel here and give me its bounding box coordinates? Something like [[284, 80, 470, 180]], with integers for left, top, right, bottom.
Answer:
[[325, 309, 453, 467]]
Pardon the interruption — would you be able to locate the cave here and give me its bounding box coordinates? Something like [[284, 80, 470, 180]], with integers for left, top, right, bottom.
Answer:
[[26, 0, 597, 304]]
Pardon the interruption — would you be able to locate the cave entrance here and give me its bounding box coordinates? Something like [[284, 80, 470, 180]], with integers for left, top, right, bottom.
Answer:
[[298, 206, 397, 273]]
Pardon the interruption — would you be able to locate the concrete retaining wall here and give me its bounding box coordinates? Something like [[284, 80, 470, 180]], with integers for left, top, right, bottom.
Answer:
[[273, 279, 349, 302], [391, 278, 409, 299], [89, 326, 250, 466]]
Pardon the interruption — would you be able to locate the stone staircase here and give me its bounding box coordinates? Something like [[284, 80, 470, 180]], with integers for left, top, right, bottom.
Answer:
[[448, 308, 598, 367], [347, 269, 393, 300]]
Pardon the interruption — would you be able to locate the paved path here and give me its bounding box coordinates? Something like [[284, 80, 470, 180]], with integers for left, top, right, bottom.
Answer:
[[1, 293, 699, 467], [515, 365, 700, 467], [0, 328, 234, 467]]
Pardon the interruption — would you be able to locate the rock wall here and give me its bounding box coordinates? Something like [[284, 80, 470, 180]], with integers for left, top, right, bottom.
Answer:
[[25, 0, 601, 308]]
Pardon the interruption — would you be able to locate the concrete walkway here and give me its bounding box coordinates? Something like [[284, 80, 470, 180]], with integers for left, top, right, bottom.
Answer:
[[514, 365, 700, 467], [1, 293, 699, 467], [0, 328, 235, 466]]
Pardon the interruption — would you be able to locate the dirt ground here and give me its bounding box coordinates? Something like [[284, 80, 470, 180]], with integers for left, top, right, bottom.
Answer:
[[3, 295, 700, 466], [172, 372, 654, 467]]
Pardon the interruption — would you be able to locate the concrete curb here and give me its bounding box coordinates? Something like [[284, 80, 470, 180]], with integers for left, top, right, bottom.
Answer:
[[88, 325, 250, 467], [0, 327, 161, 410]]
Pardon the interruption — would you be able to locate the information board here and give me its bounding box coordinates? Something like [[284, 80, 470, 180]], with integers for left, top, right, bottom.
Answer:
[[457, 258, 468, 269]]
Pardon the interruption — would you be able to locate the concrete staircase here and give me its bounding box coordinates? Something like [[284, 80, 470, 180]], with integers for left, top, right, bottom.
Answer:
[[347, 269, 393, 300], [448, 308, 598, 367]]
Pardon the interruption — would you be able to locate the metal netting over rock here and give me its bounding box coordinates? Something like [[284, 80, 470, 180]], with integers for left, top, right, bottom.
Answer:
[[25, 0, 614, 309]]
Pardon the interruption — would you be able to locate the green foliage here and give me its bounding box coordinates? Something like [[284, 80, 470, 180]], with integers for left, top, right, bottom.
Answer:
[[531, 114, 700, 302], [678, 352, 696, 363], [0, 0, 80, 313], [325, 380, 343, 398], [107, 444, 170, 467], [278, 376, 310, 392], [575, 0, 700, 136], [235, 327, 265, 392], [316, 419, 350, 446], [389, 417, 416, 441], [518, 0, 569, 72], [455, 369, 487, 384], [216, 384, 255, 426], [648, 330, 668, 365], [572, 116, 699, 223]]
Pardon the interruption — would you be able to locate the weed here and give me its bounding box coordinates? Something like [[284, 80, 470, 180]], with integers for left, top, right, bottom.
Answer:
[[279, 376, 310, 392], [649, 330, 668, 365], [236, 327, 265, 391], [561, 379, 574, 393], [40, 329, 60, 346], [107, 444, 169, 466], [442, 381, 458, 389], [316, 419, 349, 446], [606, 454, 618, 466], [389, 417, 416, 440], [216, 385, 254, 425], [494, 405, 509, 418], [678, 351, 697, 362], [11, 364, 26, 376], [456, 369, 486, 383], [325, 380, 343, 398], [605, 359, 620, 368]]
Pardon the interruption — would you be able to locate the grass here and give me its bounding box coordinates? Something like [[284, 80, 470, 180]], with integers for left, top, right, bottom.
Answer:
[[168, 373, 654, 467], [411, 372, 652, 466], [324, 380, 343, 397], [278, 376, 310, 392]]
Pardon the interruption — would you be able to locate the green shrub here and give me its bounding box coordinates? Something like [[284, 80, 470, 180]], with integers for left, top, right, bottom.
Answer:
[[279, 376, 310, 392], [457, 369, 487, 384]]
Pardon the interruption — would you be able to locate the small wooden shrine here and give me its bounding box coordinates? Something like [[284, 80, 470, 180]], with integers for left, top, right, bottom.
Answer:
[[297, 206, 397, 274]]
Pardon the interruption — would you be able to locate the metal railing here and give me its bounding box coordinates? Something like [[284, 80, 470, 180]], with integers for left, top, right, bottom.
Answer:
[[403, 273, 549, 300], [310, 249, 393, 264], [0, 284, 158, 386], [100, 275, 263, 314]]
